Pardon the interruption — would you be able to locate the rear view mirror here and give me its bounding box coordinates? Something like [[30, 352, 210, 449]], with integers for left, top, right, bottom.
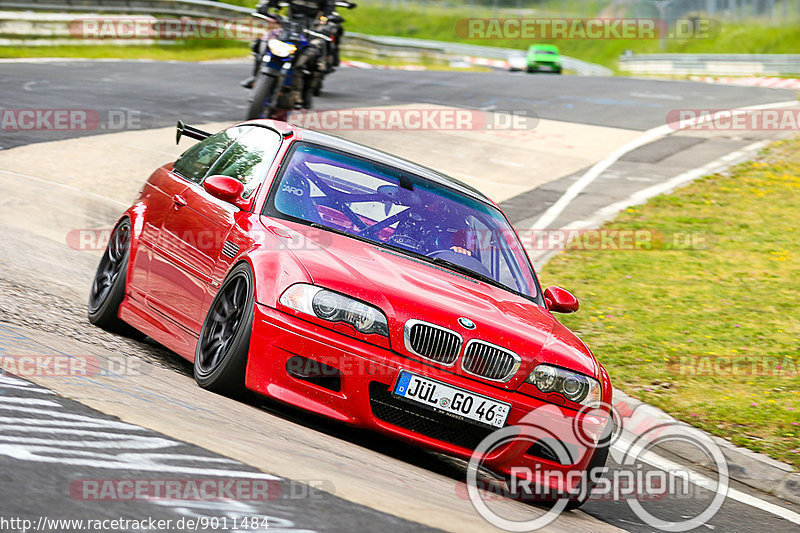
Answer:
[[204, 175, 245, 206], [543, 286, 579, 314]]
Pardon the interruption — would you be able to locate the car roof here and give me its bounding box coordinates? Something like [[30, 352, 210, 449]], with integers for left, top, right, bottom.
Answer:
[[242, 120, 494, 206], [528, 44, 559, 52]]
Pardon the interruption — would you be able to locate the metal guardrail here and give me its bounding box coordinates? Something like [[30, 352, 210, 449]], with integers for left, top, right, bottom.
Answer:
[[619, 53, 800, 76], [0, 0, 251, 18], [345, 32, 613, 76], [0, 0, 612, 75]]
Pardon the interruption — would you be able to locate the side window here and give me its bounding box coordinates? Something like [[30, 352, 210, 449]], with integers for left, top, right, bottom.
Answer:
[[172, 127, 244, 184], [205, 127, 282, 199]]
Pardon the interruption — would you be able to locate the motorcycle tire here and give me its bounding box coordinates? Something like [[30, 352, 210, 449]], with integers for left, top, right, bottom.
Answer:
[[246, 74, 278, 120]]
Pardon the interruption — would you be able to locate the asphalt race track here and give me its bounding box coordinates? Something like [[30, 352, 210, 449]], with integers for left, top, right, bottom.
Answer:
[[0, 355, 435, 533], [0, 59, 794, 148], [1, 60, 799, 533]]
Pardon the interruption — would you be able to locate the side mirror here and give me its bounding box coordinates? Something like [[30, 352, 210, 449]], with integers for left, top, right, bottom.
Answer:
[[543, 286, 579, 314], [204, 175, 245, 206]]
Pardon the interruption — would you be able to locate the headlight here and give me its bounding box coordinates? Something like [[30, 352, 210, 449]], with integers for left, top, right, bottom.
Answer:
[[268, 39, 296, 58], [280, 284, 389, 337], [526, 364, 601, 407]]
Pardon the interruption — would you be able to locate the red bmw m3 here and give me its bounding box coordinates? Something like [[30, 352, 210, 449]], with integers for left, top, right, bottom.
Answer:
[[88, 120, 613, 506]]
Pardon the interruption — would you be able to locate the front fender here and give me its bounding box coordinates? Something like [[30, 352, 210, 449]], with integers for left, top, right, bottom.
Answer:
[[242, 238, 312, 309]]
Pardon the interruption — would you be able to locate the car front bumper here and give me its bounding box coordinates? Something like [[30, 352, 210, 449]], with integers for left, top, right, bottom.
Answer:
[[527, 59, 561, 70], [246, 303, 607, 489]]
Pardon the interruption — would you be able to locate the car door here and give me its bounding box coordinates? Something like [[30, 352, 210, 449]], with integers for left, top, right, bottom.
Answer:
[[146, 126, 242, 331], [127, 164, 187, 303], [147, 126, 282, 334]]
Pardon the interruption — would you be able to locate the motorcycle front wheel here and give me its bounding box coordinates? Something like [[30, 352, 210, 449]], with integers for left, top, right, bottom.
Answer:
[[246, 74, 278, 120]]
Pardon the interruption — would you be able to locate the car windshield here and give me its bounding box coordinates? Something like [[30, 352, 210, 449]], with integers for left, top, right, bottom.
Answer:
[[268, 143, 539, 299]]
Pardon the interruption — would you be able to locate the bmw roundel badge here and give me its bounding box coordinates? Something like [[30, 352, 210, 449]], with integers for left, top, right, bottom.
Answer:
[[458, 317, 476, 330]]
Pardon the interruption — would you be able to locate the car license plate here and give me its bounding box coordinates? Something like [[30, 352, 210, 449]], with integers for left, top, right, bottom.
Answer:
[[393, 371, 510, 429]]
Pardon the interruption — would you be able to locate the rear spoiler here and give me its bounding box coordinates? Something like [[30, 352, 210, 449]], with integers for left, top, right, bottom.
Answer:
[[176, 120, 211, 144]]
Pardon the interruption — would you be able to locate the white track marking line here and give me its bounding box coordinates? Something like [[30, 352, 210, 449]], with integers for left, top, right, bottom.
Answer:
[[0, 416, 149, 428], [0, 397, 60, 406], [0, 444, 282, 478], [0, 384, 55, 394], [566, 139, 770, 230], [0, 406, 156, 428], [531, 99, 799, 230], [0, 397, 281, 479], [0, 375, 37, 386], [529, 139, 771, 268], [612, 436, 800, 526], [0, 435, 181, 450]]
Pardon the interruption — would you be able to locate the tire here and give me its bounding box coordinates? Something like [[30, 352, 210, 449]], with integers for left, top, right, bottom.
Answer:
[[194, 262, 255, 396], [246, 74, 278, 120], [504, 420, 613, 511], [554, 66, 563, 75], [302, 79, 314, 109], [563, 420, 613, 510], [87, 218, 143, 338]]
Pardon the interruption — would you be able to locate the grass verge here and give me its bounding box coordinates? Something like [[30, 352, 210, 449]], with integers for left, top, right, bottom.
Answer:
[[0, 41, 249, 61], [540, 137, 800, 468], [344, 4, 800, 71], [0, 44, 486, 71]]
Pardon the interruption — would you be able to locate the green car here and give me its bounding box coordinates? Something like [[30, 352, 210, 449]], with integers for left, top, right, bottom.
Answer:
[[526, 44, 562, 74]]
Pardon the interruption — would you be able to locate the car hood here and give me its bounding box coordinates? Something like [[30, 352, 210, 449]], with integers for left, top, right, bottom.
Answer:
[[266, 219, 599, 383]]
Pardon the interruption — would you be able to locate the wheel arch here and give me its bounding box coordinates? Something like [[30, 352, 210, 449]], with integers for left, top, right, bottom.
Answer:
[[237, 246, 312, 310], [119, 203, 147, 291]]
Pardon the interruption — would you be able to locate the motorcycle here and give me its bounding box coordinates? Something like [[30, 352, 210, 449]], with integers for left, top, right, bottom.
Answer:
[[308, 1, 356, 98], [245, 1, 355, 121], [245, 9, 331, 120]]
